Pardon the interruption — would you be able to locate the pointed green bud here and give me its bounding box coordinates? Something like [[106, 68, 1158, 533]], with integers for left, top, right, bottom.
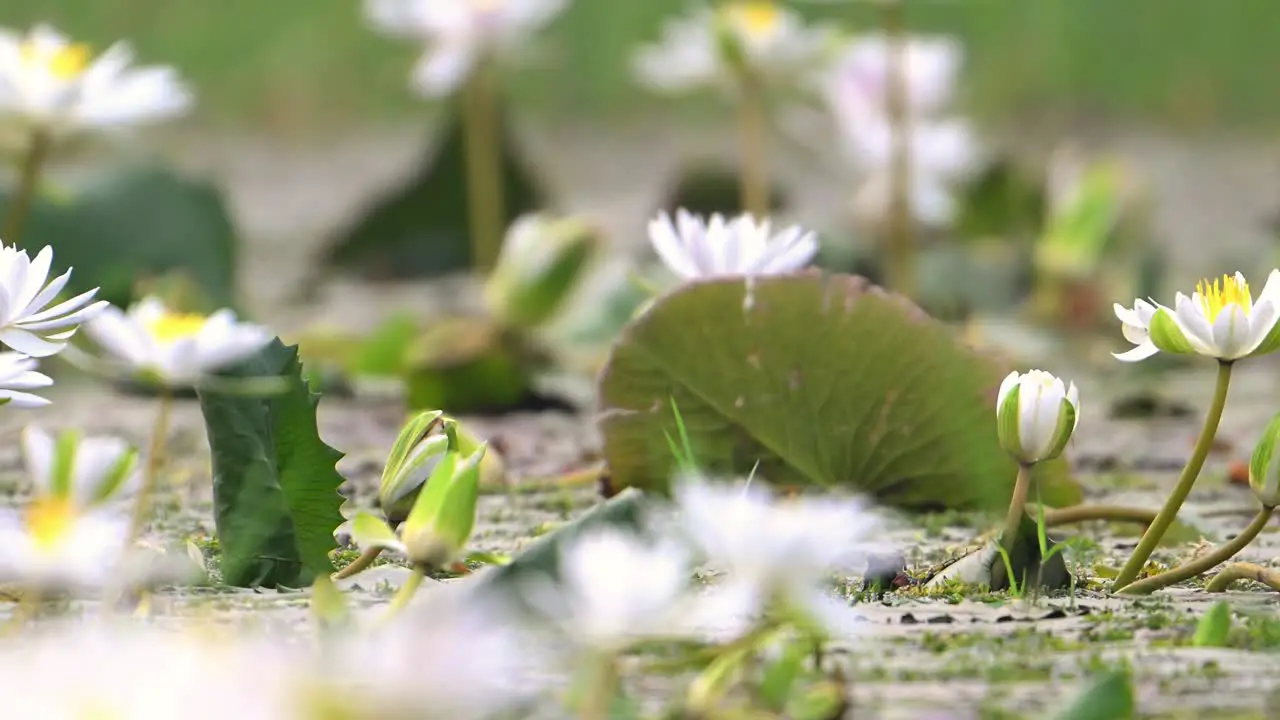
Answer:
[[1249, 412, 1280, 507], [377, 410, 453, 523], [483, 214, 600, 330], [996, 370, 1080, 465], [401, 444, 486, 568]]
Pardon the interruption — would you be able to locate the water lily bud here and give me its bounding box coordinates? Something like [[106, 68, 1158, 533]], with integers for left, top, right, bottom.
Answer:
[[1249, 413, 1280, 507], [483, 214, 600, 330], [377, 410, 453, 524], [401, 443, 486, 568], [996, 370, 1080, 465]]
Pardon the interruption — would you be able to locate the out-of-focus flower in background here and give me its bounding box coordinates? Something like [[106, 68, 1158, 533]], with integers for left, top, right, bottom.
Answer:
[[648, 209, 819, 281], [0, 24, 192, 154], [822, 34, 980, 228], [365, 0, 568, 96], [84, 296, 273, 386], [22, 426, 139, 506], [634, 1, 835, 96]]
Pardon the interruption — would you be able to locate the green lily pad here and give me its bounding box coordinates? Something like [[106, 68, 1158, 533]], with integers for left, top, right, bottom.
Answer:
[[0, 165, 239, 310], [598, 272, 1079, 512], [323, 100, 546, 279], [403, 317, 535, 413]]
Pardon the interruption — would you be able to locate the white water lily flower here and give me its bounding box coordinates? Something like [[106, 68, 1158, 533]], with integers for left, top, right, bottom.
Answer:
[[635, 1, 833, 95], [649, 209, 819, 280], [0, 499, 128, 591], [823, 35, 979, 227], [365, 0, 567, 96], [85, 296, 273, 386], [519, 527, 692, 652], [827, 35, 962, 117], [0, 243, 106, 357], [0, 352, 51, 408], [674, 475, 883, 631], [1113, 271, 1280, 362], [22, 426, 138, 505], [0, 24, 191, 149], [996, 370, 1080, 465]]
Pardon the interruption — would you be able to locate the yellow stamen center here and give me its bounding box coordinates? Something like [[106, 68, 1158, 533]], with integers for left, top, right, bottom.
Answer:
[[723, 1, 782, 40], [145, 312, 207, 344], [24, 496, 76, 552], [19, 41, 91, 81], [1197, 274, 1252, 323]]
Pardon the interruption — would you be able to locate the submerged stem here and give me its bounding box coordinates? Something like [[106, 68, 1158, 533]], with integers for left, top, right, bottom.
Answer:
[[461, 58, 506, 272], [1119, 506, 1274, 595], [125, 389, 173, 548], [1206, 561, 1280, 593], [736, 72, 770, 219], [880, 0, 916, 297], [2, 130, 50, 245], [1040, 505, 1159, 528], [1112, 361, 1233, 591]]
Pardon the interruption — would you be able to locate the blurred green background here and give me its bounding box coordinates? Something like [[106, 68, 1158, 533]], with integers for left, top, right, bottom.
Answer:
[[5, 0, 1277, 133]]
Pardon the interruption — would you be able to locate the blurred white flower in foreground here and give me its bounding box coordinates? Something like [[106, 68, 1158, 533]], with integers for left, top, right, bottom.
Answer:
[[0, 352, 51, 408], [0, 24, 191, 150], [519, 527, 692, 653], [674, 475, 884, 634], [85, 296, 273, 386], [0, 624, 297, 720], [0, 497, 128, 591], [365, 0, 567, 96], [635, 1, 833, 95], [649, 209, 819, 280], [22, 425, 138, 505], [823, 34, 979, 227], [1114, 271, 1280, 362], [322, 591, 547, 718], [0, 243, 106, 357]]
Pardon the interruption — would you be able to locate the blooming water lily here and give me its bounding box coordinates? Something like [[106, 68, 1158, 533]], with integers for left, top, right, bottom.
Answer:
[[649, 209, 818, 280]]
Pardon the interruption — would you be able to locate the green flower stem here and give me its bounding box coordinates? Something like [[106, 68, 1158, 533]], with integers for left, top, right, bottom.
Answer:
[[1112, 360, 1233, 591], [461, 58, 505, 272], [580, 654, 620, 720], [880, 0, 916, 298], [381, 563, 427, 621], [331, 546, 385, 580], [1119, 505, 1274, 596], [125, 389, 173, 548], [736, 71, 770, 219], [1206, 561, 1280, 593], [2, 130, 51, 245], [999, 463, 1033, 554]]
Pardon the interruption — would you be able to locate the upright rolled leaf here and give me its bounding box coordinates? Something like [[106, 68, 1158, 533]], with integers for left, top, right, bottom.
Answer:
[[598, 272, 1077, 511], [198, 339, 346, 588]]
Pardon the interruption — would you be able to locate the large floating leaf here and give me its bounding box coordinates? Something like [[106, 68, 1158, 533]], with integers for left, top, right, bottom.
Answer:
[[198, 339, 345, 588], [598, 272, 1078, 512], [0, 165, 239, 310], [323, 100, 546, 279]]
